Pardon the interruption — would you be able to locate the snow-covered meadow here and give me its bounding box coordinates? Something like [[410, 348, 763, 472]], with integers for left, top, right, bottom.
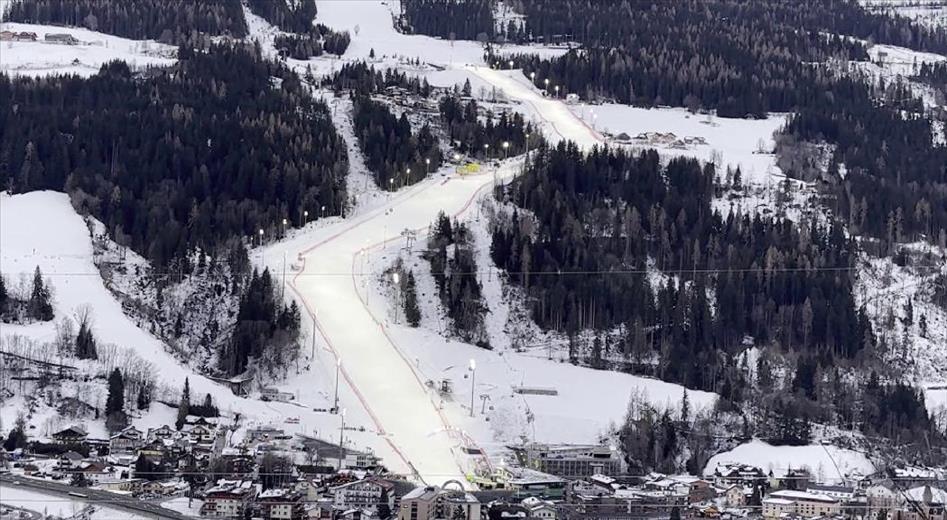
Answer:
[[0, 22, 175, 77]]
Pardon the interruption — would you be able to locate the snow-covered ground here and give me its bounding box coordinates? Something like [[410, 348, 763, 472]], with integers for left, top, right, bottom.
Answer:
[[0, 191, 394, 465], [0, 22, 176, 77], [160, 497, 203, 517], [861, 0, 947, 29], [0, 483, 148, 520], [704, 440, 876, 483], [570, 103, 789, 186], [854, 248, 947, 393]]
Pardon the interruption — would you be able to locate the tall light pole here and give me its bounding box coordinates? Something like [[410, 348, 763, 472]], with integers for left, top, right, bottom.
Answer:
[[468, 359, 476, 417], [502, 141, 510, 159], [334, 357, 341, 413], [544, 78, 549, 94], [554, 85, 559, 98], [303, 210, 309, 226], [406, 168, 411, 187], [392, 271, 401, 323], [258, 228, 264, 247], [508, 60, 513, 69], [530, 71, 536, 84], [483, 143, 490, 159], [321, 205, 326, 219], [281, 218, 288, 238], [388, 177, 394, 193], [338, 408, 346, 471], [424, 158, 430, 176]]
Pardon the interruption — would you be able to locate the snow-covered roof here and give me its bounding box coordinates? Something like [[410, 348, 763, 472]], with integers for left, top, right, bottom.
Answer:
[[259, 488, 289, 499], [769, 490, 838, 503], [904, 486, 947, 505]]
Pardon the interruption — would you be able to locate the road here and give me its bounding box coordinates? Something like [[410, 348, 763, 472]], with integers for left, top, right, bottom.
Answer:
[[285, 72, 604, 487], [0, 474, 189, 520], [0, 503, 43, 520]]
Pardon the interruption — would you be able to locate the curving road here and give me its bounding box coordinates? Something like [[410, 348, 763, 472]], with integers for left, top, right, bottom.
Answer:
[[0, 474, 189, 520]]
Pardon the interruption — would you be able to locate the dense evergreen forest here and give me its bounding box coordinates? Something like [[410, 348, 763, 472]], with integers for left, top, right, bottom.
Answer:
[[779, 74, 947, 247], [439, 95, 534, 159], [494, 143, 943, 458], [489, 0, 947, 245], [492, 143, 869, 395], [0, 44, 348, 266], [221, 269, 301, 377], [4, 0, 247, 42], [427, 212, 489, 347], [351, 95, 442, 190], [399, 0, 494, 41]]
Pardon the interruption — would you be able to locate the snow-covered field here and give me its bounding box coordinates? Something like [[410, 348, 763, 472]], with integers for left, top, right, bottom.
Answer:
[[0, 22, 175, 77], [704, 440, 876, 483], [570, 103, 789, 186]]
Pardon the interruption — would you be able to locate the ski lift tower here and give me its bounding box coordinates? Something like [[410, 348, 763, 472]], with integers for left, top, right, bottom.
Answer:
[[401, 228, 418, 253]]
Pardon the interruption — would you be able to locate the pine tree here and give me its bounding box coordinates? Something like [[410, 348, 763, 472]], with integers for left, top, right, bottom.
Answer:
[[0, 275, 8, 315], [106, 368, 125, 415], [681, 390, 691, 424], [75, 311, 98, 360], [175, 378, 191, 430], [2, 415, 27, 451], [27, 266, 54, 322], [137, 385, 151, 410], [404, 271, 422, 327]]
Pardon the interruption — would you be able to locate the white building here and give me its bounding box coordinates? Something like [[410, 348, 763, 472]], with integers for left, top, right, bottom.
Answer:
[[762, 490, 840, 519], [200, 480, 256, 518], [331, 478, 395, 515], [259, 488, 304, 520]]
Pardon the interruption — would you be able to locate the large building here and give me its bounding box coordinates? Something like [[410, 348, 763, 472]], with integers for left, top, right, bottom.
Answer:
[[762, 490, 840, 519], [332, 477, 396, 516], [259, 488, 305, 520], [495, 466, 567, 499], [200, 480, 257, 518], [509, 444, 623, 479], [397, 485, 481, 520], [398, 486, 441, 520]]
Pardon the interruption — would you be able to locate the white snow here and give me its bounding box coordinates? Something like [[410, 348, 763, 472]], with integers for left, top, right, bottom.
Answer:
[[704, 440, 876, 483], [314, 0, 486, 66], [570, 104, 789, 186], [0, 22, 176, 77], [464, 67, 604, 148], [861, 1, 947, 30], [0, 483, 149, 520], [0, 191, 397, 469]]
